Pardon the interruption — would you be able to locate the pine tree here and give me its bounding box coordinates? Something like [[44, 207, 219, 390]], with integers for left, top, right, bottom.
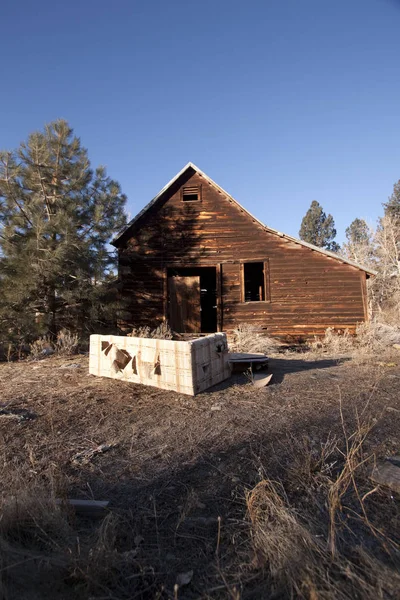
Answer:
[[345, 218, 370, 245], [383, 180, 400, 221], [299, 200, 339, 251], [0, 120, 127, 344], [342, 218, 374, 266]]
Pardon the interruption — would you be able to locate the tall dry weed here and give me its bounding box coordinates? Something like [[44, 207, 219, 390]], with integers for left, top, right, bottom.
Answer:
[[55, 329, 79, 355], [29, 336, 54, 359], [128, 321, 173, 340], [246, 410, 400, 599], [231, 323, 280, 355], [310, 320, 400, 362]]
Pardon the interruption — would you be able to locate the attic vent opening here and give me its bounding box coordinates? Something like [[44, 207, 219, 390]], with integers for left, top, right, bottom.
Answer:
[[182, 185, 201, 202]]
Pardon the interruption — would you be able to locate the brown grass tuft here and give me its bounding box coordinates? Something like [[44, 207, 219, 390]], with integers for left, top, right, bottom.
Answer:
[[231, 323, 280, 354], [310, 320, 400, 363], [246, 411, 400, 600], [128, 321, 173, 339]]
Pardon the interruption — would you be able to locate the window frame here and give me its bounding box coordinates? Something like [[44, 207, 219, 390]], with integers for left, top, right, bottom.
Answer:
[[240, 259, 271, 303]]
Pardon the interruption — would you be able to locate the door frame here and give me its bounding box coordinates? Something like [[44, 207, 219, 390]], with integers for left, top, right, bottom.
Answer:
[[163, 263, 222, 332]]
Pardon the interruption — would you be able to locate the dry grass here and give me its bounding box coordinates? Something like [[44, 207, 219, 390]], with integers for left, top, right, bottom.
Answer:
[[230, 323, 281, 355], [55, 329, 79, 355], [247, 479, 400, 599], [310, 327, 354, 356], [29, 329, 79, 360], [0, 479, 74, 600], [128, 321, 173, 340], [309, 320, 400, 363], [0, 474, 159, 600], [0, 350, 399, 598], [29, 336, 54, 359], [246, 414, 400, 599]]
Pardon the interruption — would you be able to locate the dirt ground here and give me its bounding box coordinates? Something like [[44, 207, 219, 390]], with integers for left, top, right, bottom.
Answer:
[[1, 349, 400, 599]]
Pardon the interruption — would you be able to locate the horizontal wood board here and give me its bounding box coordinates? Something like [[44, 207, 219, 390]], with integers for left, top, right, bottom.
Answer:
[[117, 168, 369, 338]]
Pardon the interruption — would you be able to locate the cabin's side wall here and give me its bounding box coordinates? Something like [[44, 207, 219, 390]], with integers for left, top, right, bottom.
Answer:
[[118, 170, 368, 338]]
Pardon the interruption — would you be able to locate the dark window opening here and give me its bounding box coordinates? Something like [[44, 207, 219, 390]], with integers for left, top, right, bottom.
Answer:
[[182, 185, 200, 202], [244, 262, 265, 302]]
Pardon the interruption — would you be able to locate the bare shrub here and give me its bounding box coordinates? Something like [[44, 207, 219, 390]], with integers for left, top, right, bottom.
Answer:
[[341, 214, 400, 322], [29, 330, 79, 359], [310, 327, 354, 356], [369, 214, 400, 318], [29, 335, 54, 359], [356, 320, 400, 349], [231, 323, 280, 354], [310, 320, 400, 361], [128, 325, 151, 338], [55, 329, 79, 355], [151, 321, 173, 339], [128, 321, 173, 340]]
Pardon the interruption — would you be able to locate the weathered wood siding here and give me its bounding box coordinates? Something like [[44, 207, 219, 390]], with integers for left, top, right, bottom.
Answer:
[[118, 168, 368, 339]]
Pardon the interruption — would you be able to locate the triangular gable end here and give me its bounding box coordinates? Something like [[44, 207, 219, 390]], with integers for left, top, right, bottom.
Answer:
[[112, 162, 376, 276]]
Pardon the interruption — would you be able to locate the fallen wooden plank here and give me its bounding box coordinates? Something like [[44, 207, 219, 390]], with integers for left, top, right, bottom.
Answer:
[[71, 443, 118, 465], [56, 499, 110, 518], [228, 353, 269, 362], [0, 407, 36, 422], [371, 457, 400, 493]]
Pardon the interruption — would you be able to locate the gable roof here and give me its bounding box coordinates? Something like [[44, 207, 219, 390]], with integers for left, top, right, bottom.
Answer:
[[112, 162, 376, 276]]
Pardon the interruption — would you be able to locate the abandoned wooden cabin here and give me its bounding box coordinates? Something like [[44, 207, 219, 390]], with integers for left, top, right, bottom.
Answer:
[[112, 163, 375, 340]]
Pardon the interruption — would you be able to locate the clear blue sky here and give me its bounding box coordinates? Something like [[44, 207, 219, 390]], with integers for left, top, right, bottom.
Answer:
[[1, 0, 400, 243]]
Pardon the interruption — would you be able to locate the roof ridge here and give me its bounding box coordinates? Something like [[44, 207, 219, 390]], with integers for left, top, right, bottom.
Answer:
[[112, 163, 376, 276]]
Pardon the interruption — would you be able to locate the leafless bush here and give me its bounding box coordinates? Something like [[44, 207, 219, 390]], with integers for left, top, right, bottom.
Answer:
[[29, 335, 54, 359], [151, 321, 173, 339], [356, 320, 400, 348], [310, 327, 354, 356], [310, 320, 400, 361], [128, 325, 151, 338], [128, 321, 173, 339], [55, 329, 79, 355], [29, 329, 79, 359], [231, 323, 280, 354], [369, 214, 400, 317]]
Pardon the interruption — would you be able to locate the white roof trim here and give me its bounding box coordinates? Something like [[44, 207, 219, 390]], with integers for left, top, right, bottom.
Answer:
[[112, 162, 376, 276]]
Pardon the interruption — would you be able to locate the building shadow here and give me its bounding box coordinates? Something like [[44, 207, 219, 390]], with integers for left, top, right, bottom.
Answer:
[[266, 356, 348, 385], [206, 355, 348, 391]]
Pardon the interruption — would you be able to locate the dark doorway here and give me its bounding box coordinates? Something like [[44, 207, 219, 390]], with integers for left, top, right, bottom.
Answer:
[[167, 267, 217, 333]]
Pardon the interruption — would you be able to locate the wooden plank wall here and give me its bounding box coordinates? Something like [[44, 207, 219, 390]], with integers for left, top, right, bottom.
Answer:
[[118, 168, 368, 339]]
